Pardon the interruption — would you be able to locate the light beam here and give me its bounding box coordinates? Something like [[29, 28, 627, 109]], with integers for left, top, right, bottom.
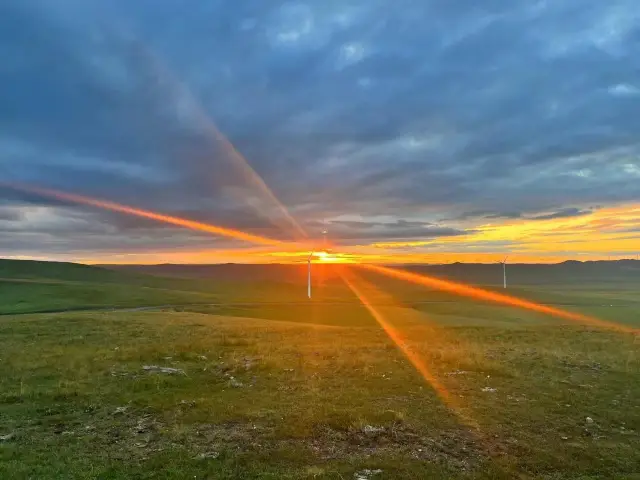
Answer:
[[3, 183, 285, 247], [356, 264, 637, 334], [340, 267, 478, 428], [129, 41, 308, 241]]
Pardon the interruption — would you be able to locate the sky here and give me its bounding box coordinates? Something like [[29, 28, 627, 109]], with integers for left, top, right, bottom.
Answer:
[[1, 0, 639, 264]]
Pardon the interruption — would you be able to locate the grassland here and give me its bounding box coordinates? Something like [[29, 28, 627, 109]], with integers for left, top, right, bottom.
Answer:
[[0, 260, 639, 479]]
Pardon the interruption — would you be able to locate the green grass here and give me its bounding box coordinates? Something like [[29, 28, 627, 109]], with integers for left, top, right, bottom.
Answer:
[[0, 310, 638, 479], [0, 260, 352, 315], [0, 280, 221, 315], [1, 259, 639, 478]]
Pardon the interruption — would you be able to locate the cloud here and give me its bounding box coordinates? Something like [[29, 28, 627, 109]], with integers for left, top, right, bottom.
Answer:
[[0, 206, 24, 222], [529, 208, 594, 220], [449, 207, 594, 222], [324, 219, 469, 242], [483, 212, 524, 220], [608, 83, 640, 97], [1, 0, 639, 260]]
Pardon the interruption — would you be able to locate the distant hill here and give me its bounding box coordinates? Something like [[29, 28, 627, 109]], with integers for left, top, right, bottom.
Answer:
[[406, 260, 640, 285], [0, 258, 257, 291], [0, 259, 135, 283], [3, 257, 638, 292], [1, 258, 638, 315], [100, 263, 310, 283], [0, 259, 222, 315], [102, 260, 640, 286]]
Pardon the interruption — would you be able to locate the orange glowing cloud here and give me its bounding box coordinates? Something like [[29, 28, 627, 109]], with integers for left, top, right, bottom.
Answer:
[[365, 203, 640, 260]]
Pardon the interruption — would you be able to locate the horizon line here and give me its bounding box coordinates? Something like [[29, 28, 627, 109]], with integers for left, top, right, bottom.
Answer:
[[3, 257, 639, 267]]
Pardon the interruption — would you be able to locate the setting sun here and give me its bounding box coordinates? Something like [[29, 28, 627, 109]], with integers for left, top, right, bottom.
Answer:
[[314, 251, 351, 263], [314, 251, 335, 262]]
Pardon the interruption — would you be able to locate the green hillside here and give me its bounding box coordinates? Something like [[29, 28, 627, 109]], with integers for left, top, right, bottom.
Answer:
[[0, 260, 222, 315], [0, 259, 133, 283], [0, 260, 341, 315], [2, 259, 638, 325]]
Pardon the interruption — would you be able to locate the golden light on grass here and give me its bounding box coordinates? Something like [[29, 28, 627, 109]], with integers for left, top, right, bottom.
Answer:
[[339, 267, 479, 429], [357, 263, 638, 334]]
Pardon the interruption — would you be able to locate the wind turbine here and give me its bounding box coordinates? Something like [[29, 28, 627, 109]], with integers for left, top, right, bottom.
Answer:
[[307, 251, 313, 299], [308, 224, 329, 299], [501, 256, 509, 289]]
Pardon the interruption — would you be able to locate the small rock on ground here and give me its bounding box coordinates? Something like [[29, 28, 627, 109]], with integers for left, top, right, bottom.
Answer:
[[354, 469, 383, 479], [228, 376, 244, 388], [362, 425, 385, 435], [142, 365, 185, 375], [196, 452, 220, 460]]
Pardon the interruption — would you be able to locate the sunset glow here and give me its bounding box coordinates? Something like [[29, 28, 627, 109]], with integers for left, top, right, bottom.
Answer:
[[313, 251, 353, 263], [3, 1, 640, 268], [3, 182, 639, 265], [367, 203, 640, 259]]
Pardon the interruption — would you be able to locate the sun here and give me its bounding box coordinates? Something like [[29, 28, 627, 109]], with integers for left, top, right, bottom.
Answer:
[[313, 251, 333, 261], [313, 251, 352, 263]]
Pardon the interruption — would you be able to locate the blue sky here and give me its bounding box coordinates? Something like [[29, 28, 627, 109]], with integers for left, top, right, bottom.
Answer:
[[1, 0, 639, 262]]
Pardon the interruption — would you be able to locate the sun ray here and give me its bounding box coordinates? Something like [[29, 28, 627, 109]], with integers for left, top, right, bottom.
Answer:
[[2, 183, 286, 247], [339, 267, 479, 429], [356, 264, 638, 334], [129, 41, 309, 241]]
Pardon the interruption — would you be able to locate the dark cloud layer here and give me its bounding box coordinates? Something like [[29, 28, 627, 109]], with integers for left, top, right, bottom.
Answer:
[[452, 207, 596, 222], [322, 219, 468, 242], [1, 0, 640, 256]]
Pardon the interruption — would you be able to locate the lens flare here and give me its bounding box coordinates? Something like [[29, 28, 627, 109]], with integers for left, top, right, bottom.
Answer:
[[208, 125, 309, 241], [3, 183, 284, 247], [129, 41, 308, 241], [340, 267, 478, 428], [357, 264, 637, 333]]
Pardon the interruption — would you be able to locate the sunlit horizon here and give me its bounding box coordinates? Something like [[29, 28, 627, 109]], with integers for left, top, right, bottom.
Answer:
[[3, 252, 637, 266], [2, 184, 637, 265]]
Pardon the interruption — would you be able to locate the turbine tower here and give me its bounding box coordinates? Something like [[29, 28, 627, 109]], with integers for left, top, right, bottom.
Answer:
[[501, 256, 509, 289], [309, 223, 329, 299], [307, 251, 313, 299]]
